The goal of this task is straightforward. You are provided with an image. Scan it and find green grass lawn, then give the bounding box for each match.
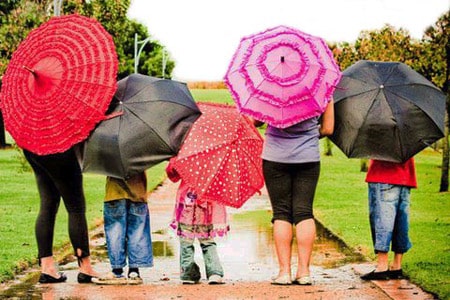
[0,89,449,299]
[315,147,449,299]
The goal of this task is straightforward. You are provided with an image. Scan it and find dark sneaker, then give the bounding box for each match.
[360,270,390,280]
[128,272,143,285]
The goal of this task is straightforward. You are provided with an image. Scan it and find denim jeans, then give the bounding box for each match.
[179,224,223,281]
[104,199,153,268]
[368,183,412,253]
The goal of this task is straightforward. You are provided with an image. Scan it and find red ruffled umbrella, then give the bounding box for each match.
[224,25,341,128]
[170,102,264,208]
[0,14,118,155]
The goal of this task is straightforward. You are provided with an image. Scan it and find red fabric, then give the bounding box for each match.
[0,14,118,155]
[365,158,417,188]
[170,102,264,208]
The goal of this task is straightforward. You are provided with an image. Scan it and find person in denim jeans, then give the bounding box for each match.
[92,173,153,285]
[166,160,229,284]
[361,158,417,281]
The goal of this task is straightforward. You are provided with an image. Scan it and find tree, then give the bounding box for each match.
[0,0,173,80]
[420,10,450,192]
[332,25,425,173]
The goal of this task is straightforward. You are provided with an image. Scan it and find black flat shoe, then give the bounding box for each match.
[360,270,390,280]
[77,272,95,283]
[39,272,67,283]
[388,269,406,279]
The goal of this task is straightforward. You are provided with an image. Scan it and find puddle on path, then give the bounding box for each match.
[148,209,363,281]
[0,200,364,298]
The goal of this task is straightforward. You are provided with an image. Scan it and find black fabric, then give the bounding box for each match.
[24,148,90,259]
[331,60,446,163]
[82,74,201,179]
[263,160,320,225]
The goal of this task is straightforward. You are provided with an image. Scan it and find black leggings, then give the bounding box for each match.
[263,160,320,225]
[24,148,90,259]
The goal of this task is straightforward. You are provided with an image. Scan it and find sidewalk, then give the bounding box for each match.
[1,179,435,299]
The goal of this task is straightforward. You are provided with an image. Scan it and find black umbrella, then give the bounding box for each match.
[81,74,201,179]
[330,60,446,163]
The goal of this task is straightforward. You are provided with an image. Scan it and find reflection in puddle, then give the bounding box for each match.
[154,209,363,269]
[152,240,174,257]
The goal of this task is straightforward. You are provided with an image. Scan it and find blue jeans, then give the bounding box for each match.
[179,224,223,281]
[104,199,153,269]
[368,183,412,253]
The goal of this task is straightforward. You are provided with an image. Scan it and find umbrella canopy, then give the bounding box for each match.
[0,14,118,155]
[330,60,446,163]
[81,74,201,179]
[170,102,264,208]
[224,25,341,128]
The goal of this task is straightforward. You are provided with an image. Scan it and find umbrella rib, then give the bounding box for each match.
[347,94,379,157]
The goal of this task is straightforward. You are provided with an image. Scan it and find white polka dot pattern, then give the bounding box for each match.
[172,102,264,208]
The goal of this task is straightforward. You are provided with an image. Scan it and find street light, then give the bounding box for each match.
[134,33,152,74]
[162,48,168,79]
[54,0,63,16]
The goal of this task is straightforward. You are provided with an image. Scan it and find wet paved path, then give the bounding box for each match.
[1,179,435,299]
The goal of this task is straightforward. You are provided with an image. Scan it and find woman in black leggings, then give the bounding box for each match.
[24,147,97,283]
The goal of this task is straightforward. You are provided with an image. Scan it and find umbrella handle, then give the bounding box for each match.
[104,111,123,120]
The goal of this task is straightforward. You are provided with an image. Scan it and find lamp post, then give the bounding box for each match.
[134,33,152,74]
[53,0,63,16]
[162,48,167,78]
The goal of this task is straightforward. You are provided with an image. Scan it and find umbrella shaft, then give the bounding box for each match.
[23,65,36,75]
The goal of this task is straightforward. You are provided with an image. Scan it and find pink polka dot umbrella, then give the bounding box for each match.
[224,25,341,129]
[170,102,264,208]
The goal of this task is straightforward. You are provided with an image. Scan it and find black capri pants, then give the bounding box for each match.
[24,148,90,259]
[263,160,320,225]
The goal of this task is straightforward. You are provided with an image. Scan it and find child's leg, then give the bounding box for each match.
[104,200,127,272]
[179,224,201,282]
[368,184,400,261]
[126,201,153,273]
[391,186,412,269]
[199,237,224,279]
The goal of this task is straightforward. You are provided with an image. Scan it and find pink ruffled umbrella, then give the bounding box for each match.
[224,25,341,128]
[1,14,118,155]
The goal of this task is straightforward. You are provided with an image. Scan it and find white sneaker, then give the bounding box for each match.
[92,272,127,285]
[208,274,224,285]
[182,279,198,284]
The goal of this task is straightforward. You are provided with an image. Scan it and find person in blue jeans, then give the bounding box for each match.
[92,172,153,285]
[361,158,417,280]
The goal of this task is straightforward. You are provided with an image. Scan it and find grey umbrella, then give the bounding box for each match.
[330,60,445,163]
[81,74,201,179]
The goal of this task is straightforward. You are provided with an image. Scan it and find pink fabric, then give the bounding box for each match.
[1,14,118,155]
[170,102,264,208]
[167,161,229,239]
[224,25,342,129]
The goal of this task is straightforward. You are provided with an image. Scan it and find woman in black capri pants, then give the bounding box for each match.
[255,101,334,286]
[24,146,97,284]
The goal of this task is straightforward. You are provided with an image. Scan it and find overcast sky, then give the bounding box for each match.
[128,0,448,82]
